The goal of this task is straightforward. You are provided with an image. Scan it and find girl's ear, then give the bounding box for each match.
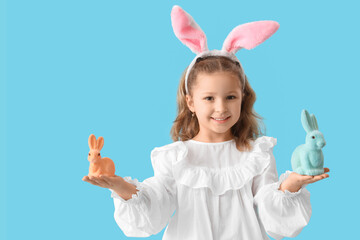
[171,5,208,54]
[97,137,104,151]
[222,21,280,54]
[186,94,195,112]
[88,134,97,150]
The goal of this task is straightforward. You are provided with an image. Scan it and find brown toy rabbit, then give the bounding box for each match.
[87,134,115,177]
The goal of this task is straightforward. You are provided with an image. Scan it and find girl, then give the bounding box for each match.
[82,5,330,240]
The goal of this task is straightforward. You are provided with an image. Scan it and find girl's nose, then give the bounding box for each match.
[215,99,228,112]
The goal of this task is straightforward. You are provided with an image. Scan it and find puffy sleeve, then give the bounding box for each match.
[109,142,185,237]
[252,136,312,240]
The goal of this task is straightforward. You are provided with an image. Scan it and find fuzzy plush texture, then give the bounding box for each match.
[87,134,115,177]
[291,110,326,176]
[171,5,208,54]
[222,21,280,53]
[170,5,280,94]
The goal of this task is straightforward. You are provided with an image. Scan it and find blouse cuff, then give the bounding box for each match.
[273,170,309,198]
[109,176,146,204]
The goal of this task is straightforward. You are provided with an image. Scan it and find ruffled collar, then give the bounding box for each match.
[173,136,277,195]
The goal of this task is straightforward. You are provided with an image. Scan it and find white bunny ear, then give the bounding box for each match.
[301,109,313,133]
[171,5,208,54]
[310,114,319,130]
[222,21,280,54]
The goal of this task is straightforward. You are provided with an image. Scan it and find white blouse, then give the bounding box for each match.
[109,136,312,240]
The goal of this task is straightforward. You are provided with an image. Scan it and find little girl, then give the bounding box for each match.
[82,5,330,240]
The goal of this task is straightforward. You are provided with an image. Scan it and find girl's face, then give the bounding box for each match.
[186,71,243,142]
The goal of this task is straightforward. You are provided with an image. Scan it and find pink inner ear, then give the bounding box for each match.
[222,21,280,53]
[171,5,207,54]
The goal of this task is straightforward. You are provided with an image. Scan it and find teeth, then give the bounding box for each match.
[213,117,228,120]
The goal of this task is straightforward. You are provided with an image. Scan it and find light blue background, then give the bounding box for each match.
[1,0,359,239]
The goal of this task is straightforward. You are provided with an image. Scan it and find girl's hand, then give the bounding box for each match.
[82,175,126,192]
[82,175,139,200]
[279,167,330,193]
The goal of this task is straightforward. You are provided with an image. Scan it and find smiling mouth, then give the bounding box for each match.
[211,116,231,123]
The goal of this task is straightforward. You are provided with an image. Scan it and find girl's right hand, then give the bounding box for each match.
[82,175,139,200]
[82,175,126,192]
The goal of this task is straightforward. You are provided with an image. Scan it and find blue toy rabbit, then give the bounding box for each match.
[291,109,326,176]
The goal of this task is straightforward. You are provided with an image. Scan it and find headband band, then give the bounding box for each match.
[171,5,280,95]
[184,49,246,94]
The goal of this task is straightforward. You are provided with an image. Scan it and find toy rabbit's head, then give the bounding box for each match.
[301,109,326,150]
[88,134,104,163]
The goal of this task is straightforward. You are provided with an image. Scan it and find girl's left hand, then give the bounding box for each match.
[279,167,330,193]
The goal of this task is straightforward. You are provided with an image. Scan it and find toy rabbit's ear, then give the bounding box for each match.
[97,137,104,151]
[222,21,280,54]
[301,110,313,133]
[171,5,208,54]
[310,114,319,130]
[88,134,97,149]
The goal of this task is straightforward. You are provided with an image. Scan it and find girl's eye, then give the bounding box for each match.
[98,153,100,156]
[88,153,90,156]
[204,96,236,101]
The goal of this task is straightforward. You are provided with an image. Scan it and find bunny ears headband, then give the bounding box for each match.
[170,5,280,95]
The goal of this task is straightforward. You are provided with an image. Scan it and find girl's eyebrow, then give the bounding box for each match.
[202,91,238,94]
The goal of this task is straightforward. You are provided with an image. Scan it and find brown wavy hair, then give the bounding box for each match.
[170,56,266,152]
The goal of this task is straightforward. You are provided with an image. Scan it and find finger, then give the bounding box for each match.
[85,178,101,186]
[90,176,111,188]
[83,176,98,185]
[89,176,103,185]
[99,175,113,187]
[305,177,319,184]
[321,173,330,179]
[301,175,320,184]
[307,174,329,183]
[304,177,316,184]
[318,173,329,179]
[300,175,315,182]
